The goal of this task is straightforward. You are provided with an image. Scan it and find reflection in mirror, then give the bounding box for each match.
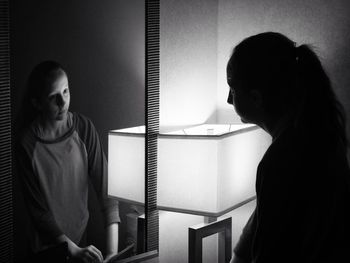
[11,0,147,262]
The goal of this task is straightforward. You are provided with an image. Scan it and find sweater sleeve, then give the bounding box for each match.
[16,139,63,242]
[75,113,120,226]
[233,208,256,261]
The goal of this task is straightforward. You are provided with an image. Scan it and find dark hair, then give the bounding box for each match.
[27,60,66,102]
[17,60,67,131]
[227,32,348,152]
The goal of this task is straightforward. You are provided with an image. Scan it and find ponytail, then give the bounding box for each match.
[294,45,348,152]
[228,32,348,154]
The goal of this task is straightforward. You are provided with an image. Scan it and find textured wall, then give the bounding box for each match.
[216,0,350,133]
[160,0,350,135]
[160,0,219,128]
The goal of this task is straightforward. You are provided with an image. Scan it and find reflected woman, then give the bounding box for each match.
[17,61,120,263]
[227,33,350,262]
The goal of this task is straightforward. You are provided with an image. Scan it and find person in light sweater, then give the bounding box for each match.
[17,60,120,263]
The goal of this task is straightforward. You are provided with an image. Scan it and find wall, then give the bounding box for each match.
[216,0,350,135]
[11,0,145,260]
[160,0,218,128]
[160,0,350,132]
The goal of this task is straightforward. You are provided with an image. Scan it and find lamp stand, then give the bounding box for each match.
[189,217,232,263]
[204,216,228,263]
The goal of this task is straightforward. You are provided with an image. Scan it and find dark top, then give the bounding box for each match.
[234,125,350,262]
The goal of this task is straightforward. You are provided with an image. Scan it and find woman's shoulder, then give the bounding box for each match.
[71,112,98,143]
[258,126,323,177]
[17,124,38,156]
[71,112,94,128]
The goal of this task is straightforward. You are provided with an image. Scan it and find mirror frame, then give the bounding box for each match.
[144,0,160,253]
[0,0,12,261]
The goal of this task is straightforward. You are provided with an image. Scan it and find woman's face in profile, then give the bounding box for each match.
[39,71,70,122]
[226,66,254,124]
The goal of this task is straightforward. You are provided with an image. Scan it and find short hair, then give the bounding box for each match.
[27,60,67,102]
[17,60,67,132]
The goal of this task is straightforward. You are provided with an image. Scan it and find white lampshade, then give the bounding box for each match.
[108,124,271,216]
[108,126,146,205]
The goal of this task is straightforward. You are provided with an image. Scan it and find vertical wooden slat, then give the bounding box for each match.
[0,0,12,261]
[145,0,160,252]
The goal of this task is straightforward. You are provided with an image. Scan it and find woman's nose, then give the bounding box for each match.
[56,94,65,107]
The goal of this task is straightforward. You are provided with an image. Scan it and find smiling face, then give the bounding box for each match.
[35,70,70,123]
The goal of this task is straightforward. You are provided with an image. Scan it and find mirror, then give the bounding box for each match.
[10,0,152,262]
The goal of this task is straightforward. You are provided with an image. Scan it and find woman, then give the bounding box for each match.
[227,32,350,262]
[17,61,120,263]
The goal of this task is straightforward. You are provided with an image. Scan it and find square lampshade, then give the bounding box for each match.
[108,124,271,217]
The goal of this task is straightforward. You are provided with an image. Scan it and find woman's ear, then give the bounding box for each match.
[249,89,263,109]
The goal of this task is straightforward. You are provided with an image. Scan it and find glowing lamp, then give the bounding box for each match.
[108,124,270,216]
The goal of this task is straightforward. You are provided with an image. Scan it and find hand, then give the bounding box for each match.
[69,243,104,263]
[56,234,103,263]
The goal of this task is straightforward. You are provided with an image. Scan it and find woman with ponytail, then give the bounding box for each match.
[227,32,350,263]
